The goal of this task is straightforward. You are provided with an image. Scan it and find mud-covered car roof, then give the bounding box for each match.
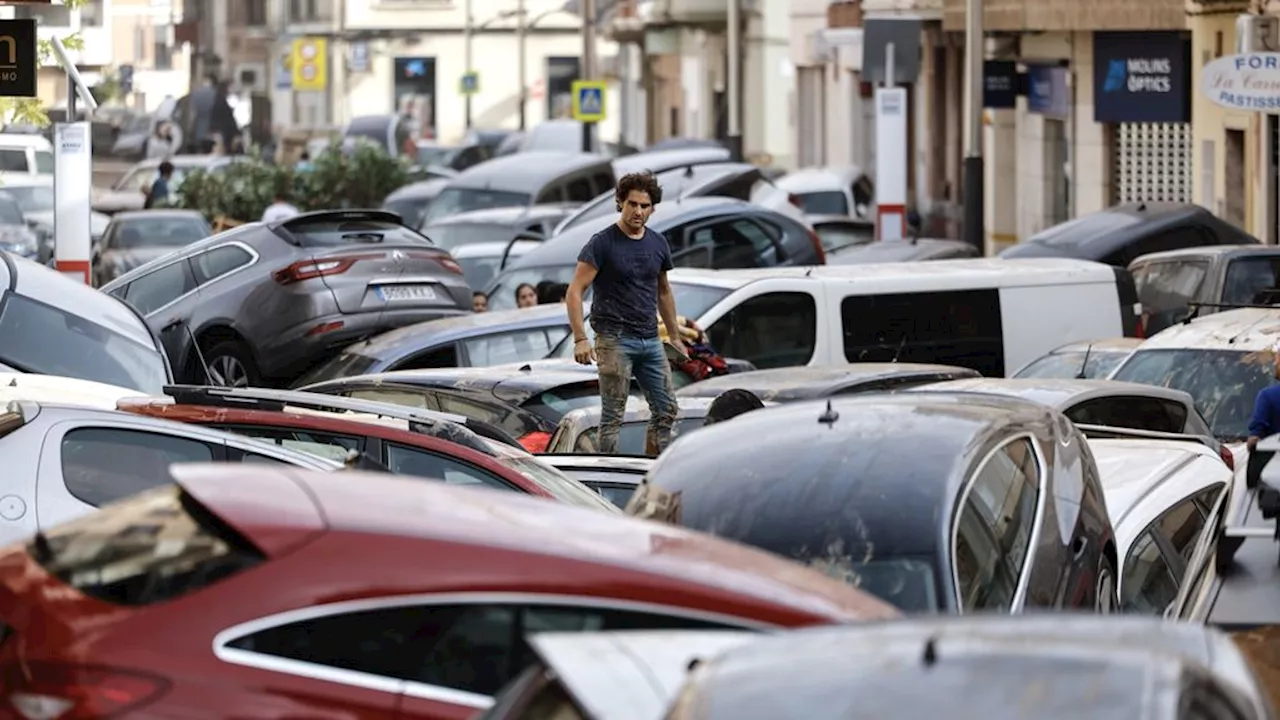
[673,364,979,402]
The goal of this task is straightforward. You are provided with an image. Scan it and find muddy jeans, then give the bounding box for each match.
[595,333,678,455]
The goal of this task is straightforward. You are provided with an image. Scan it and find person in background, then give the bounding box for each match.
[537,281,568,304]
[1247,340,1280,488]
[295,150,313,173]
[703,389,765,426]
[143,161,174,209]
[515,283,538,309]
[261,192,300,222]
[472,292,488,313]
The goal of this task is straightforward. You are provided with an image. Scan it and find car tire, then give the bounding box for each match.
[202,339,260,388]
[1095,552,1118,614]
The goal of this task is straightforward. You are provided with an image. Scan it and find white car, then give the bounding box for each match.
[452,239,541,291]
[1087,434,1231,618]
[775,165,874,218]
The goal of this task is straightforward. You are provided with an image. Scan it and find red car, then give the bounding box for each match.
[117,385,614,510]
[0,465,896,719]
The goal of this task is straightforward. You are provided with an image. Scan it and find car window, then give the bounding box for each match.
[573,417,706,455]
[1112,227,1214,266]
[1158,497,1207,563]
[1121,530,1180,615]
[1063,396,1189,434]
[843,289,1004,376]
[431,391,538,438]
[686,220,769,269]
[226,603,734,700]
[193,245,254,283]
[349,388,432,409]
[423,188,532,224]
[814,221,875,253]
[392,345,459,371]
[113,217,209,248]
[565,178,595,203]
[1222,256,1280,305]
[214,425,360,463]
[795,191,848,215]
[1130,261,1208,335]
[520,384,606,424]
[60,427,216,507]
[33,150,53,174]
[953,437,1040,612]
[463,328,561,367]
[0,149,28,172]
[1110,348,1269,441]
[237,451,293,465]
[123,259,197,315]
[706,292,817,369]
[384,443,515,490]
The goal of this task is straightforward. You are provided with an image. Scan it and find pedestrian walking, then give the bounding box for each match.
[703,388,765,426]
[566,171,682,455]
[1247,340,1280,488]
[143,161,174,209]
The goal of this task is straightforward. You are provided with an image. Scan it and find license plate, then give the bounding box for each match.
[377,284,437,301]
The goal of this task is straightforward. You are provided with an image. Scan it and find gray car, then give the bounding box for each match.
[92,209,212,286]
[101,209,472,388]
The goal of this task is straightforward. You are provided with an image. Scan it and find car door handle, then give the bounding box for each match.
[1072,536,1089,561]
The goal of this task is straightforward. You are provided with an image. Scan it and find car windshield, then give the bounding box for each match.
[382,197,431,229]
[488,265,578,310]
[795,191,848,215]
[423,222,518,252]
[814,222,874,252]
[1013,350,1129,380]
[670,281,733,318]
[0,292,168,394]
[293,351,381,387]
[421,188,531,225]
[113,217,210,247]
[499,454,620,511]
[2,184,53,213]
[1027,212,1142,246]
[1109,348,1271,441]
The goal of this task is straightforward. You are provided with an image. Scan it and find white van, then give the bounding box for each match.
[663,258,1140,376]
[0,134,54,176]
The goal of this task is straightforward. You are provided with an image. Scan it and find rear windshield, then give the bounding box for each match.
[814,222,874,253]
[421,188,531,225]
[279,218,434,248]
[1013,350,1129,380]
[423,222,518,252]
[28,485,263,606]
[1110,348,1270,441]
[521,383,603,424]
[383,197,430,229]
[796,191,848,215]
[292,351,381,387]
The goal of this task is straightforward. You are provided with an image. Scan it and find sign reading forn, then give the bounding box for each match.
[0,20,36,98]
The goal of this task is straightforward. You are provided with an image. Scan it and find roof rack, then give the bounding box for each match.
[1075,424,1218,453]
[161,385,520,453]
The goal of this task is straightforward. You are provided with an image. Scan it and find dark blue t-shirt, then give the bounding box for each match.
[577,224,673,339]
[1250,384,1280,438]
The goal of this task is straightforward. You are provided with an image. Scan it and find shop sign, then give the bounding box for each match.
[1093,31,1190,123]
[1202,53,1280,114]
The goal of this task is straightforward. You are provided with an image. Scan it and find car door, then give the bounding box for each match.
[122,257,200,367]
[36,420,226,533]
[1121,489,1220,616]
[704,290,819,369]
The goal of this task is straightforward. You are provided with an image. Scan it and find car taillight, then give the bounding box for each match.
[1219,445,1235,470]
[273,257,358,284]
[787,193,802,208]
[434,257,464,275]
[2,662,168,719]
[806,228,827,264]
[519,431,552,453]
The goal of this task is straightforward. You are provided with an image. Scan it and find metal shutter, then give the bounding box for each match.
[1111,122,1192,204]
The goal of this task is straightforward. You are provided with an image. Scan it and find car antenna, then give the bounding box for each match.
[890,335,907,363]
[818,399,839,426]
[921,636,938,668]
[182,322,215,385]
[1074,343,1093,379]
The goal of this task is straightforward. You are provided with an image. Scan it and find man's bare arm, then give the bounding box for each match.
[657,271,681,342]
[566,261,598,340]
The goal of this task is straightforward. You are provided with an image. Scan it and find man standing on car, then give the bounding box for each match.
[1247,340,1280,487]
[566,172,683,455]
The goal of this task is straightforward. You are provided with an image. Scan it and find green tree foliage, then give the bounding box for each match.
[176,140,411,222]
[3,0,87,126]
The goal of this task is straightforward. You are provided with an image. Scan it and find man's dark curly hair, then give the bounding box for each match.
[615,171,663,211]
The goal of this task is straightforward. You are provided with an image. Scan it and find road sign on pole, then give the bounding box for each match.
[571,80,606,123]
[460,71,479,95]
[291,37,328,91]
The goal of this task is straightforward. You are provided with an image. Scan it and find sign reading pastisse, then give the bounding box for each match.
[1202,53,1280,113]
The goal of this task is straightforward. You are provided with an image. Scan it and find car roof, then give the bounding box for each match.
[1087,438,1228,547]
[675,364,979,401]
[646,393,1056,557]
[776,167,864,191]
[424,203,577,227]
[1130,244,1280,265]
[612,147,733,176]
[1048,337,1144,354]
[449,240,542,259]
[1132,307,1280,352]
[173,464,900,620]
[827,238,979,263]
[0,372,144,410]
[107,209,208,223]
[674,615,1266,718]
[447,151,611,190]
[0,134,51,148]
[667,257,1117,291]
[506,196,762,271]
[906,377,1196,410]
[0,174,50,187]
[336,305,569,359]
[384,177,451,202]
[317,363,600,402]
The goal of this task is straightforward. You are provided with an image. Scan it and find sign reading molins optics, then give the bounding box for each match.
[1093,31,1190,123]
[1202,53,1280,114]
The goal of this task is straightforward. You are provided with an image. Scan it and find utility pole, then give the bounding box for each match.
[464,0,474,129]
[517,0,527,130]
[581,0,597,152]
[962,0,985,254]
[726,0,742,161]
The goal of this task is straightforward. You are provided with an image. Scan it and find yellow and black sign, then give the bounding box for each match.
[0,19,37,98]
[291,38,328,92]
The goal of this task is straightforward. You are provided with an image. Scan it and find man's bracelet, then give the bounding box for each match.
[574,337,589,343]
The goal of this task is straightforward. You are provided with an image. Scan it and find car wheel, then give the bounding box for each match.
[203,340,259,388]
[1095,552,1118,614]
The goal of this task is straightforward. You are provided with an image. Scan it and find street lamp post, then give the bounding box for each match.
[464,0,474,129]
[517,0,527,129]
[582,0,597,152]
[961,0,984,254]
[726,0,742,161]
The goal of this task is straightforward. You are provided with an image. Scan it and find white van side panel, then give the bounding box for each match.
[998,281,1122,376]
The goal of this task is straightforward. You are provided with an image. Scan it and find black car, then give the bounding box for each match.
[673,364,979,402]
[1128,244,1280,335]
[487,196,823,310]
[629,393,1118,614]
[297,364,618,452]
[828,237,979,264]
[1000,203,1258,267]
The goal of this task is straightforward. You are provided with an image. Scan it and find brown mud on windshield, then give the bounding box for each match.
[1233,626,1280,709]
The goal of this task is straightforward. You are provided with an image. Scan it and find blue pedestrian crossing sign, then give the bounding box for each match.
[572,80,606,123]
[460,72,479,95]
